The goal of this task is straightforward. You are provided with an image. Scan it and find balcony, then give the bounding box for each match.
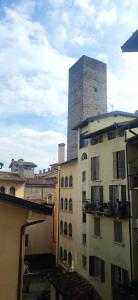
[85,201,129,219]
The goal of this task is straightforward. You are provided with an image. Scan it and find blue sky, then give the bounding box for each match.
[0,0,138,170]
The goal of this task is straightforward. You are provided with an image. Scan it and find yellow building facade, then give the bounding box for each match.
[58,111,138,300]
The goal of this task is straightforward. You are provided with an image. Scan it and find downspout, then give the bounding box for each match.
[126,141,133,281]
[17,219,44,300]
[56,167,60,265]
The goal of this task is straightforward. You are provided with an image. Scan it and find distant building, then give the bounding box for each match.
[67,55,107,160]
[9,158,37,178]
[121,30,138,52]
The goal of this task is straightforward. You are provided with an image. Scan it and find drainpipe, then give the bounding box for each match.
[126,142,133,281]
[17,219,44,300]
[57,167,60,265]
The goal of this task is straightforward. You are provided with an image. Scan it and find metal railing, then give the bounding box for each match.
[85,201,129,218]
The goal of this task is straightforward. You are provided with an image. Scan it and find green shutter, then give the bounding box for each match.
[121,185,126,202]
[89,256,94,276]
[109,185,113,202]
[100,186,103,201]
[101,259,105,282]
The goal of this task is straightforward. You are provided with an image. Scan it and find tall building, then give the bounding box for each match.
[67,55,107,160]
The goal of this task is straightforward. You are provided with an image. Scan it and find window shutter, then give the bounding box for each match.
[89,256,94,276]
[91,158,93,180]
[111,264,115,285]
[91,186,94,202]
[113,152,117,179]
[122,269,129,286]
[96,157,99,180]
[101,259,105,282]
[120,151,126,179]
[109,185,113,202]
[121,185,126,202]
[100,186,103,201]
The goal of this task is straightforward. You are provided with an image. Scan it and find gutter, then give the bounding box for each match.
[17,219,44,300]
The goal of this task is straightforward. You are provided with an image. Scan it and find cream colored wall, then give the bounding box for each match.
[26,212,52,255]
[0,179,25,198]
[0,201,28,300]
[59,161,78,271]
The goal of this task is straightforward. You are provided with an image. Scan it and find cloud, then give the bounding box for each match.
[95,7,117,29]
[0,127,66,170]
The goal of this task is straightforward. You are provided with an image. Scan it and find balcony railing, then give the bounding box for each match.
[85,201,129,218]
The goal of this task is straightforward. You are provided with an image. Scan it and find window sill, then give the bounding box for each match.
[113,241,125,247]
[92,235,102,239]
[112,178,126,181]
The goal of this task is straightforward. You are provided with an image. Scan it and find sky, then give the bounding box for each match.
[0,0,138,171]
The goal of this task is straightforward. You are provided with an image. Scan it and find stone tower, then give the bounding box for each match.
[67,55,107,160]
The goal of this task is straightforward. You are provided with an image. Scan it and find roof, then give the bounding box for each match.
[73,111,136,130]
[0,193,53,215]
[59,158,78,166]
[120,118,138,130]
[26,177,56,187]
[9,159,37,168]
[0,171,25,182]
[48,268,102,300]
[83,121,128,139]
[121,30,138,52]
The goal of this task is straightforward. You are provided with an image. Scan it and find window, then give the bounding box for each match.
[113,150,126,179]
[64,198,68,211]
[10,186,15,196]
[64,249,67,261]
[65,176,68,187]
[82,191,86,203]
[82,212,86,223]
[111,265,129,287]
[91,156,99,180]
[69,223,72,237]
[91,135,103,145]
[68,252,72,268]
[82,255,87,269]
[82,171,86,182]
[69,199,73,212]
[64,222,67,235]
[60,220,63,234]
[89,256,105,282]
[82,233,87,245]
[69,176,73,187]
[81,152,87,160]
[61,177,64,187]
[109,185,126,204]
[108,131,116,140]
[93,87,97,92]
[60,198,63,210]
[60,247,63,260]
[0,186,5,193]
[94,217,101,236]
[114,221,123,244]
[80,134,88,149]
[25,234,29,247]
[91,186,103,203]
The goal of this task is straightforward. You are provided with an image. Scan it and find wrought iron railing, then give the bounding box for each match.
[85,201,129,218]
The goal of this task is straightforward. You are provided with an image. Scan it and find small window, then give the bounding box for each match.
[64,249,67,261]
[60,247,63,260]
[64,198,68,211]
[82,171,86,182]
[82,255,87,269]
[82,191,86,203]
[94,217,101,237]
[60,220,63,234]
[89,256,105,282]
[69,223,72,237]
[69,199,73,212]
[68,252,72,268]
[113,150,126,179]
[80,134,88,149]
[60,198,63,210]
[93,87,97,92]
[82,212,86,223]
[61,177,64,187]
[81,152,87,160]
[108,131,116,140]
[91,156,99,180]
[91,135,103,145]
[10,186,15,196]
[0,186,5,193]
[65,176,68,187]
[69,176,73,187]
[64,222,67,235]
[82,233,87,245]
[114,221,123,244]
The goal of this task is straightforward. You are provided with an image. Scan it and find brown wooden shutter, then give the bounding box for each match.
[89,256,94,276]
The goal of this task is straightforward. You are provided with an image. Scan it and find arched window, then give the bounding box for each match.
[60,198,63,210]
[65,176,68,187]
[64,249,67,262]
[81,152,87,160]
[69,223,72,237]
[69,199,73,212]
[64,198,68,211]
[0,186,5,193]
[10,186,15,196]
[69,175,73,187]
[60,220,63,234]
[68,252,72,268]
[60,247,63,260]
[61,177,64,187]
[64,222,67,235]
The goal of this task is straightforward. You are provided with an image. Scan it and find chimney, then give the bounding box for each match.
[58,143,65,164]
